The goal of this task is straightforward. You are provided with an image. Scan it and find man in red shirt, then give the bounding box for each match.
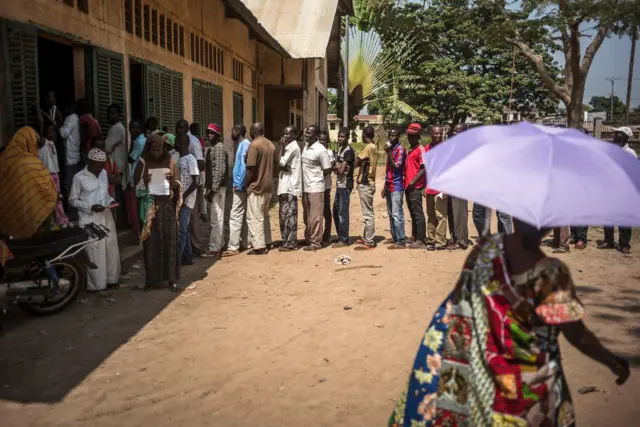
[404,123,427,248]
[424,125,448,250]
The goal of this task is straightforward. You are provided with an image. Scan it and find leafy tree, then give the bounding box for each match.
[327,90,338,115]
[475,0,639,127]
[371,1,559,124]
[589,95,627,119]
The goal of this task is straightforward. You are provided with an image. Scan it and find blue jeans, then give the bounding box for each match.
[179,206,193,262]
[386,190,405,244]
[333,188,352,243]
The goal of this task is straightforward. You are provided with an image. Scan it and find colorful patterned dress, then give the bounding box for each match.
[389,234,584,427]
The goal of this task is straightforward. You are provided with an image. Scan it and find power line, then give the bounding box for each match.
[605,77,622,119]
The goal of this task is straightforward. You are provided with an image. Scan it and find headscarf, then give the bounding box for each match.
[0,127,58,238]
[162,133,176,147]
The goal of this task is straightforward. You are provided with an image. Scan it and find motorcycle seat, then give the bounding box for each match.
[6,227,89,262]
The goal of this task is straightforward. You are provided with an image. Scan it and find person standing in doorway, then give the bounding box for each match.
[177,133,199,265]
[277,126,302,251]
[598,126,637,254]
[223,125,251,257]
[60,101,82,217]
[105,104,128,226]
[425,125,448,250]
[245,123,275,255]
[178,119,206,256]
[404,123,427,248]
[382,126,406,249]
[332,127,355,248]
[446,123,471,250]
[319,131,335,246]
[202,123,227,258]
[69,148,121,291]
[38,124,69,228]
[353,125,379,251]
[301,125,332,251]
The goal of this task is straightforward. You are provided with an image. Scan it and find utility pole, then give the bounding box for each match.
[343,16,349,129]
[625,26,637,123]
[605,77,621,121]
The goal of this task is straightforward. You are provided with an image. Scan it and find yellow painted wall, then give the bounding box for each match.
[1,0,257,134]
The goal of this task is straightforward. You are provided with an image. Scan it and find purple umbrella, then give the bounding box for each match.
[424,122,640,228]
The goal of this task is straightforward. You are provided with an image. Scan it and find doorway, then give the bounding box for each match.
[129,59,145,122]
[37,36,75,117]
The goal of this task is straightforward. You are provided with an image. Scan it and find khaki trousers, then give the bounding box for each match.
[302,192,324,247]
[426,193,448,247]
[246,192,272,250]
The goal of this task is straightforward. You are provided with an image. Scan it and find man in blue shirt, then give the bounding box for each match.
[222,124,251,256]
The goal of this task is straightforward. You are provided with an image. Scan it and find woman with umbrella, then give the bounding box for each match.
[389,123,633,427]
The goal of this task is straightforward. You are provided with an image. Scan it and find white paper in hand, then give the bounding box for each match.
[148,168,170,196]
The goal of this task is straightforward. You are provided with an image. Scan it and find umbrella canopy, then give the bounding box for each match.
[424,122,640,228]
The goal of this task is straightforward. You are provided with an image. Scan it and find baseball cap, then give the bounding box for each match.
[207,123,222,135]
[407,123,422,135]
[612,126,634,138]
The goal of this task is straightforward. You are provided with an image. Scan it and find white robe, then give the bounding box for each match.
[69,168,121,291]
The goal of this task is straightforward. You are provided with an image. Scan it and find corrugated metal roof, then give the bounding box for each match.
[240,0,340,59]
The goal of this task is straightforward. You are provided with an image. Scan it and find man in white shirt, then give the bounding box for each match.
[176,134,200,265]
[301,125,332,251]
[60,104,82,216]
[177,119,207,256]
[69,148,121,291]
[277,125,302,251]
[319,131,336,246]
[104,104,128,227]
[598,126,638,254]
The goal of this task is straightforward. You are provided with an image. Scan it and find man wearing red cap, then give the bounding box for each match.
[202,123,227,258]
[404,123,427,247]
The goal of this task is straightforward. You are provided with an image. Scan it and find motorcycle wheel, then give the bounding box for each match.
[19,259,82,316]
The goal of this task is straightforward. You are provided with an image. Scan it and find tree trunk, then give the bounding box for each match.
[566,78,586,129]
[625,27,637,123]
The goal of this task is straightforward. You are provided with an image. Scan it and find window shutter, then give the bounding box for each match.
[4,21,39,134]
[233,92,243,126]
[192,80,203,127]
[252,98,257,124]
[92,47,125,138]
[146,66,161,123]
[172,73,183,127]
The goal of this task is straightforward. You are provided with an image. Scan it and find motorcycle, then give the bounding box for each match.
[0,223,109,322]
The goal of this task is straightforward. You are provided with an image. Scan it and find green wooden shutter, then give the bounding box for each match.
[145,65,182,132]
[211,83,223,130]
[3,21,39,134]
[172,73,183,127]
[233,92,243,126]
[192,79,203,126]
[146,66,161,123]
[93,47,125,138]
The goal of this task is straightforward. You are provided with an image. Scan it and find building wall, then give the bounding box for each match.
[1,0,258,136]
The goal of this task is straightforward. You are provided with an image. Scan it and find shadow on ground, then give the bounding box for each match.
[0,257,216,404]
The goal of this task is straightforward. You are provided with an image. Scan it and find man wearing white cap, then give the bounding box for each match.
[598,126,637,254]
[69,148,121,291]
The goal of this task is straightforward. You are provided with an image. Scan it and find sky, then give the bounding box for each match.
[577,35,640,107]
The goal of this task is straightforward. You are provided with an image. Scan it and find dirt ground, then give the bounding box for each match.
[1,169,639,427]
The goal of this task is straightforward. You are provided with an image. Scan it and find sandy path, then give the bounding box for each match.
[1,170,639,426]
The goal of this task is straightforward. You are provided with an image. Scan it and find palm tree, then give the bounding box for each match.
[341,26,425,123]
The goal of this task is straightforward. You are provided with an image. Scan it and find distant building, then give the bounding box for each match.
[327,113,383,141]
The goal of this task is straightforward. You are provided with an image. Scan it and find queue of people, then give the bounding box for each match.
[1,107,637,296]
